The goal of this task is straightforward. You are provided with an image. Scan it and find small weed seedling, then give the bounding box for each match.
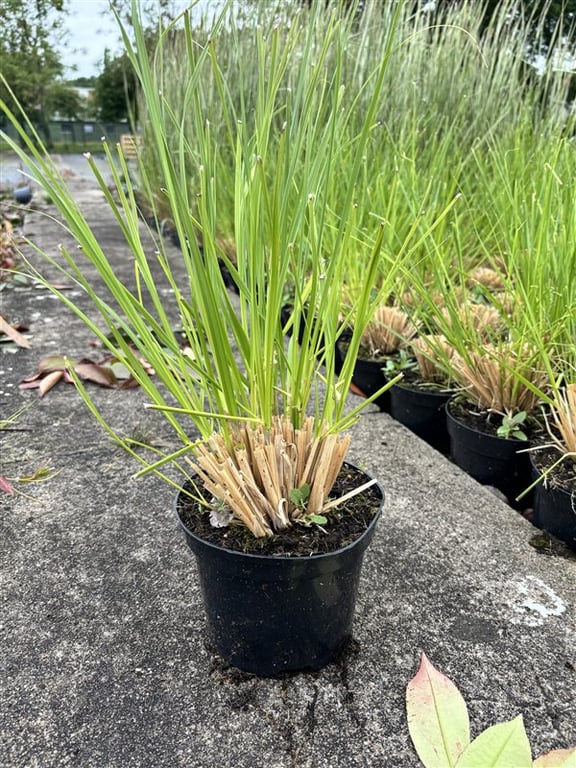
[497,410,528,440]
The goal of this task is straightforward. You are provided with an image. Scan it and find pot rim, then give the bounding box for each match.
[529,449,576,498]
[174,461,384,564]
[445,397,530,447]
[392,380,454,396]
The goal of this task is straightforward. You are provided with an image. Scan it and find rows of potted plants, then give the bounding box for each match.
[339,249,575,547]
[1,0,574,682]
[121,0,575,547]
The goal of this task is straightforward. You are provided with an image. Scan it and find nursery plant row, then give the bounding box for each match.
[2,0,574,682]
[127,0,575,547]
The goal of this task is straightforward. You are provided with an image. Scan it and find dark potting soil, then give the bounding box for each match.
[357,345,389,364]
[531,443,576,494]
[395,370,453,393]
[177,463,382,557]
[337,334,390,365]
[447,398,542,441]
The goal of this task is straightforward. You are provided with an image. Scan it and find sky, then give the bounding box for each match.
[59,0,225,80]
[45,0,576,81]
[60,1,123,79]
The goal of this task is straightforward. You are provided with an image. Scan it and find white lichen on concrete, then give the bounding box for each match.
[510,575,567,626]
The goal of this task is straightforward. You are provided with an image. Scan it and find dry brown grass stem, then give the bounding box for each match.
[188,417,351,537]
[399,285,437,308]
[452,345,547,414]
[361,306,416,356]
[548,384,576,459]
[467,267,506,292]
[411,334,456,384]
[442,303,504,340]
[491,292,516,315]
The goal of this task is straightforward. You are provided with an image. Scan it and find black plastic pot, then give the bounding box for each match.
[280,305,324,353]
[390,383,452,453]
[175,465,384,676]
[166,229,237,293]
[530,458,576,551]
[351,357,390,411]
[336,342,390,411]
[446,400,531,509]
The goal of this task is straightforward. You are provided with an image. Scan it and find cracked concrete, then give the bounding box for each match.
[1,154,575,767]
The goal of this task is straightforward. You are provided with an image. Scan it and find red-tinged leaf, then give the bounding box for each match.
[38,355,68,373]
[534,748,576,767]
[407,653,470,768]
[0,316,31,348]
[39,370,64,397]
[73,361,118,387]
[0,476,14,495]
[455,716,531,767]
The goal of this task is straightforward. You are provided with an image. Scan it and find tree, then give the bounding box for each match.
[431,1,576,51]
[94,49,138,124]
[50,84,82,120]
[298,0,576,45]
[0,0,72,145]
[68,76,97,89]
[93,1,181,125]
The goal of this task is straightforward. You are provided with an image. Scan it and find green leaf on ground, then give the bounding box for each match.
[455,716,532,768]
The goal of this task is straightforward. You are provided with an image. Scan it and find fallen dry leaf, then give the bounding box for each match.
[74,361,118,387]
[0,315,31,348]
[36,354,68,373]
[19,353,146,396]
[39,370,65,397]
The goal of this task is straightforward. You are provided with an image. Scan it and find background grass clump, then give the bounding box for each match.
[130,0,574,425]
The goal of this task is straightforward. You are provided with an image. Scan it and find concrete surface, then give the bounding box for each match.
[1,152,115,190]
[1,156,575,768]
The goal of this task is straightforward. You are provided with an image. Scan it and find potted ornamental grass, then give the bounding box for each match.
[335,184,459,413]
[453,125,575,511]
[0,1,418,675]
[445,342,548,505]
[395,246,551,506]
[515,354,576,549]
[386,333,457,453]
[337,301,417,411]
[444,327,549,508]
[528,383,576,550]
